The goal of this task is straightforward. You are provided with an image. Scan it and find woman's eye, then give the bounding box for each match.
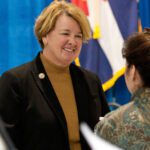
[76,35,82,39]
[61,33,69,35]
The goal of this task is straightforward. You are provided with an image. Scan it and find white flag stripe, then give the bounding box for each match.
[87,0,125,75]
[87,0,101,29]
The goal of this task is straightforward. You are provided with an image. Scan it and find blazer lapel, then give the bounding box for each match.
[31,53,68,138]
[70,64,89,124]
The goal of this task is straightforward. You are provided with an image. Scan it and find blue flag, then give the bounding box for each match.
[70,0,138,105]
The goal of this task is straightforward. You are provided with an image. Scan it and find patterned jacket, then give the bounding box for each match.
[95,88,150,150]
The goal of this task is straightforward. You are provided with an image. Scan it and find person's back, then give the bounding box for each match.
[95,28,150,150]
[95,88,150,150]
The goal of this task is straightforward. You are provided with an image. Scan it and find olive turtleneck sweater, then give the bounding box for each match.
[40,53,81,150]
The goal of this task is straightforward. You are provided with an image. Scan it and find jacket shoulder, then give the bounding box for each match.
[1,61,33,78]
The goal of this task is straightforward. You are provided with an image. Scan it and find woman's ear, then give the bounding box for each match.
[132,65,143,88]
[129,65,136,81]
[42,36,48,47]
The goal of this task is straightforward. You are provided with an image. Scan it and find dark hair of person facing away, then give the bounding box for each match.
[122,28,150,87]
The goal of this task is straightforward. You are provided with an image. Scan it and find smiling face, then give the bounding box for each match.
[42,14,83,67]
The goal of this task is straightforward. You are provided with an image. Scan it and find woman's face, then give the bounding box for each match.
[42,14,83,67]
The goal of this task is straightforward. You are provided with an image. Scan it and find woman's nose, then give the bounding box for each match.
[68,36,77,45]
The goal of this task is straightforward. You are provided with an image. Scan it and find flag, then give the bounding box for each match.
[139,0,150,29]
[69,0,138,105]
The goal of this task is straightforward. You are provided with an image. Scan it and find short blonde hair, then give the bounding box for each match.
[34,1,91,48]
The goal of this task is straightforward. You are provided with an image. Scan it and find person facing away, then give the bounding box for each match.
[94,28,150,150]
[0,1,110,150]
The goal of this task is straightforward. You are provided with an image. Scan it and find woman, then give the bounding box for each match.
[0,1,109,150]
[95,29,150,150]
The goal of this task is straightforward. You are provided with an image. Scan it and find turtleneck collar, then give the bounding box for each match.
[40,52,70,74]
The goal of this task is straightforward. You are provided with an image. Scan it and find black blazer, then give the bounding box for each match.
[0,53,110,150]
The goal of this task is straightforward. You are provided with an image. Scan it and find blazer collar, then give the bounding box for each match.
[31,52,68,138]
[69,65,89,123]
